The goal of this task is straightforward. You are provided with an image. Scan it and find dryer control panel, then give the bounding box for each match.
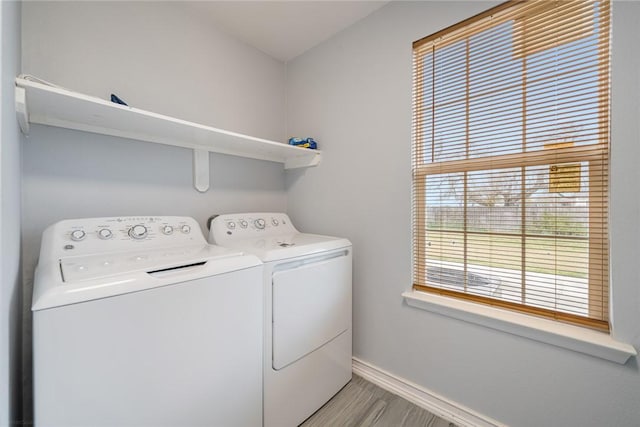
[210,213,298,244]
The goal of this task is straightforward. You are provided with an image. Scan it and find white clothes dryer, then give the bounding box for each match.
[209,213,352,427]
[32,216,263,427]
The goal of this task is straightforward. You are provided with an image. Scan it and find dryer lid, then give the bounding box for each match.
[215,233,351,262]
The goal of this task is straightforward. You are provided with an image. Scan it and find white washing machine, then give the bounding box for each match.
[32,216,263,427]
[209,213,352,427]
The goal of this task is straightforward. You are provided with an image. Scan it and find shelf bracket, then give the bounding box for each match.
[192,149,210,192]
[15,86,29,135]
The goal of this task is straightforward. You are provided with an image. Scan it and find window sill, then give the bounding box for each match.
[402,290,636,364]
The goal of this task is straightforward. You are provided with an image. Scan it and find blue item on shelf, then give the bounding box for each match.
[288,137,317,149]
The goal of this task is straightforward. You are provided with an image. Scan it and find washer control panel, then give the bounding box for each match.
[210,213,297,244]
[50,216,205,257]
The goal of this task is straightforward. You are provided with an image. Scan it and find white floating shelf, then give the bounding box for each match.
[15,77,321,192]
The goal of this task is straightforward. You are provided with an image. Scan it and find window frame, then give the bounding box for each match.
[411,0,611,332]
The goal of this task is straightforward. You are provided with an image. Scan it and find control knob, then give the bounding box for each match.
[70,230,86,241]
[162,225,174,235]
[97,228,113,240]
[271,218,279,226]
[181,225,191,234]
[128,225,148,240]
[239,219,248,228]
[254,218,266,230]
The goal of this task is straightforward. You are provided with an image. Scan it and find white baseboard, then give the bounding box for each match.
[352,357,505,427]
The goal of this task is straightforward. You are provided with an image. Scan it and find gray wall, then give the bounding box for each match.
[286,2,640,426]
[21,1,286,140]
[0,1,23,425]
[21,1,289,420]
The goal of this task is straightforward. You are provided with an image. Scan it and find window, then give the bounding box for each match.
[412,0,610,331]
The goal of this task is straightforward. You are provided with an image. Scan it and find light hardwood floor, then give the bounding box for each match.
[300,375,456,427]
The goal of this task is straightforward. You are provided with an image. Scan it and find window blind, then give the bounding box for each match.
[412,0,610,331]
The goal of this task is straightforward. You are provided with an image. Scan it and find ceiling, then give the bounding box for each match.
[186,1,389,62]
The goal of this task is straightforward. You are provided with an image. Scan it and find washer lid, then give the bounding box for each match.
[32,244,261,311]
[216,233,351,262]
